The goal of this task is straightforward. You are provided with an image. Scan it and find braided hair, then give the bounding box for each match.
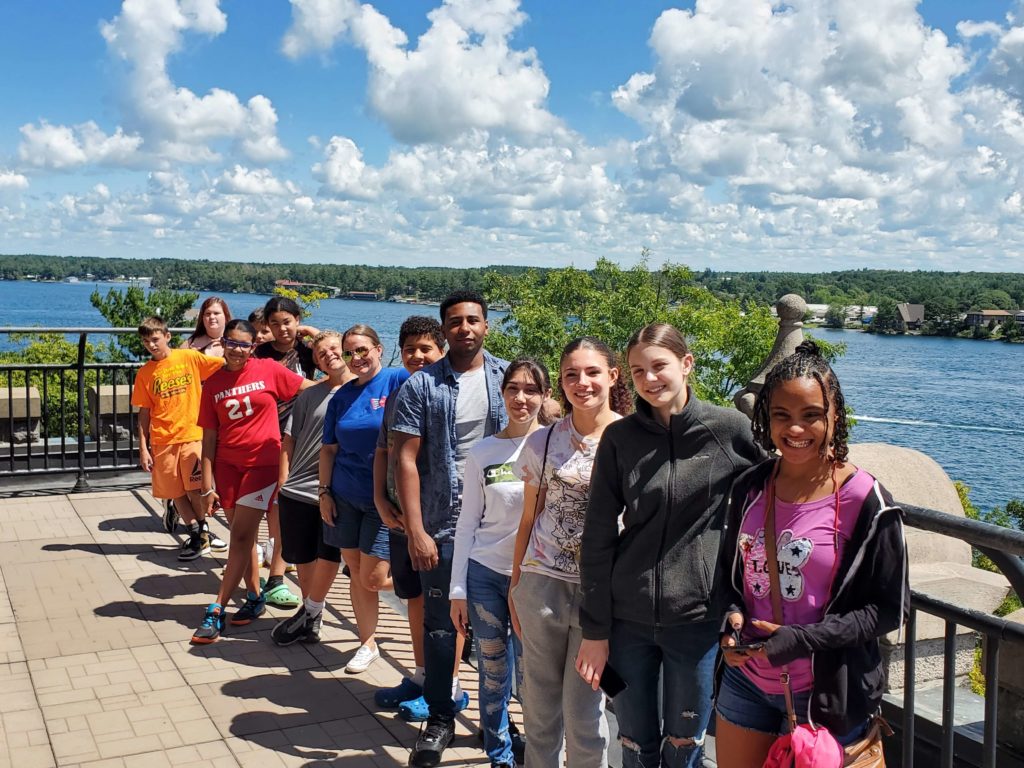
[751,339,849,463]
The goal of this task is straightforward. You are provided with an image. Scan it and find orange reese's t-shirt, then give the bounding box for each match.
[131,349,224,445]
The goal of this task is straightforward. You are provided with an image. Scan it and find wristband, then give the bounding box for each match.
[200,488,215,497]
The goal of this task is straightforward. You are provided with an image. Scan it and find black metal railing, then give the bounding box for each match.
[897,505,1024,768]
[1,327,191,491]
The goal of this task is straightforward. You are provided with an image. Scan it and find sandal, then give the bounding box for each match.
[262,581,301,608]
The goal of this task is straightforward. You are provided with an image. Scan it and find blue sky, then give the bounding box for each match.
[1,0,1022,271]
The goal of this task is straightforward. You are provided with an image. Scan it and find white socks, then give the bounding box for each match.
[410,666,426,687]
[304,597,324,618]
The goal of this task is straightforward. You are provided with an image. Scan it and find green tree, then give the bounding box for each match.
[973,289,1015,311]
[824,304,848,329]
[90,286,198,359]
[922,296,961,336]
[484,258,779,406]
[870,298,901,334]
[271,285,329,320]
[998,317,1022,342]
[0,333,99,437]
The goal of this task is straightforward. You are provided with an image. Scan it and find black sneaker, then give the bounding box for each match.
[163,500,179,533]
[409,715,455,768]
[509,720,525,766]
[202,521,228,552]
[178,528,209,561]
[230,592,266,626]
[271,606,320,646]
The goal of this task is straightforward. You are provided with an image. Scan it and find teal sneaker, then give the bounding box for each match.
[191,604,224,644]
[230,592,266,626]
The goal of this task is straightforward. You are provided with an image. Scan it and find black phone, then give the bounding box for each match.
[599,662,628,698]
[723,642,765,654]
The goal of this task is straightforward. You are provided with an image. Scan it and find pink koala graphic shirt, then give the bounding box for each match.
[737,469,875,694]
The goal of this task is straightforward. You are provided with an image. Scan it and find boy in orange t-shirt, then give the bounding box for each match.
[132,316,224,560]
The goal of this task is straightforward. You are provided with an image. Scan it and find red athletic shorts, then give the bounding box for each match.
[213,462,278,512]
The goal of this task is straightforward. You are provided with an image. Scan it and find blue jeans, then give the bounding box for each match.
[420,538,457,718]
[610,619,719,768]
[467,559,522,766]
[716,666,869,745]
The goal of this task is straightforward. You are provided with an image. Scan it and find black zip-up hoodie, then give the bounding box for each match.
[718,459,909,734]
[580,390,764,639]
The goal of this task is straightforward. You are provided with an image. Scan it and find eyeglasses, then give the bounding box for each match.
[223,339,254,350]
[342,347,373,361]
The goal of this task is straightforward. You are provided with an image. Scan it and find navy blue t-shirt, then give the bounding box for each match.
[323,367,409,503]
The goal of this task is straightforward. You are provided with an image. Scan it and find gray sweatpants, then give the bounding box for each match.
[512,570,609,768]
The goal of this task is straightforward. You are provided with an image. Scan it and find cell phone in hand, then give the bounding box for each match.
[599,662,628,698]
[723,642,765,654]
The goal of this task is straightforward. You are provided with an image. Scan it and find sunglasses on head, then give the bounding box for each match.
[223,338,254,350]
[342,347,373,361]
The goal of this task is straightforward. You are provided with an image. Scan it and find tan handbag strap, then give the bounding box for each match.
[764,463,799,733]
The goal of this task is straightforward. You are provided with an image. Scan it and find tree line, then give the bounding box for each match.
[4,253,1022,321]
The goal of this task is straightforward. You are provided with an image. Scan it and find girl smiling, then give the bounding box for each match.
[578,323,763,768]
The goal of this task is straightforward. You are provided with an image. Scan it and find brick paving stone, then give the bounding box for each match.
[0,497,91,543]
[0,490,495,768]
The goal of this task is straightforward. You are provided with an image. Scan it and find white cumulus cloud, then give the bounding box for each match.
[18,121,144,169]
[0,171,29,190]
[283,0,559,143]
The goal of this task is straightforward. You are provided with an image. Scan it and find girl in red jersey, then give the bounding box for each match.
[192,319,313,644]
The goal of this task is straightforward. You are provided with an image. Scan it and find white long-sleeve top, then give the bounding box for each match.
[450,434,528,600]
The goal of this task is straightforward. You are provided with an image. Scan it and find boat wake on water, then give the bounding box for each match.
[857,415,1024,436]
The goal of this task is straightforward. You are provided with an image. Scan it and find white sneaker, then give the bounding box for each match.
[262,538,274,567]
[345,643,380,674]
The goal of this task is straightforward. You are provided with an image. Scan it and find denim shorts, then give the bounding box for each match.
[716,665,867,745]
[322,494,390,559]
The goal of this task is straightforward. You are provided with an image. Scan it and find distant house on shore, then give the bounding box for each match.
[896,302,925,332]
[964,309,1013,327]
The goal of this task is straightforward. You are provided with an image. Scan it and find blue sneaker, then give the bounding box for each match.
[230,592,266,626]
[374,676,423,708]
[399,691,469,723]
[191,603,224,644]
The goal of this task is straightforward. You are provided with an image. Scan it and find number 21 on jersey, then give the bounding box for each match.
[224,396,254,421]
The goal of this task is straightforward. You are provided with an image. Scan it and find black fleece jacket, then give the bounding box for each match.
[580,391,764,639]
[718,459,909,734]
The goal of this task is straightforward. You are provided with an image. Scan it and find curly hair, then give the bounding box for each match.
[399,315,445,350]
[751,339,849,463]
[558,337,633,417]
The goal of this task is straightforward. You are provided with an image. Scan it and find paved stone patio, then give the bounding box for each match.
[0,488,510,768]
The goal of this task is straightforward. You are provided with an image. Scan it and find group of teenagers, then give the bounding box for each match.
[131,289,909,768]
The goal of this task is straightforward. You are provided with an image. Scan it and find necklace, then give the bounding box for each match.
[499,429,529,452]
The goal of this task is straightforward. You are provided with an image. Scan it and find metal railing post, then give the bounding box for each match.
[903,608,917,768]
[72,332,90,492]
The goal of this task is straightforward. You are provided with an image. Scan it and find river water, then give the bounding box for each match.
[1,281,1021,513]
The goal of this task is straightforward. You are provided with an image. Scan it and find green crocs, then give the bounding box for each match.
[262,581,301,608]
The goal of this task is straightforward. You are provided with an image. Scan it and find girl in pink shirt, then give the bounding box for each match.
[715,340,908,768]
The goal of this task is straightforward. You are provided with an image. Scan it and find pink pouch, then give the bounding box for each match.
[763,723,844,768]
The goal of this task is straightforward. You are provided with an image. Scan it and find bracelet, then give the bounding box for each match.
[200,488,215,497]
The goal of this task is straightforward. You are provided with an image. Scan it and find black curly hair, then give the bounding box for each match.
[399,315,445,350]
[751,339,849,463]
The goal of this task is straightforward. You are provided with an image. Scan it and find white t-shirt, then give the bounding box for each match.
[514,414,620,583]
[450,434,527,600]
[453,365,487,484]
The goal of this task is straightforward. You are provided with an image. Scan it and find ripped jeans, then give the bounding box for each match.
[420,538,458,718]
[467,559,523,766]
[609,618,719,768]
